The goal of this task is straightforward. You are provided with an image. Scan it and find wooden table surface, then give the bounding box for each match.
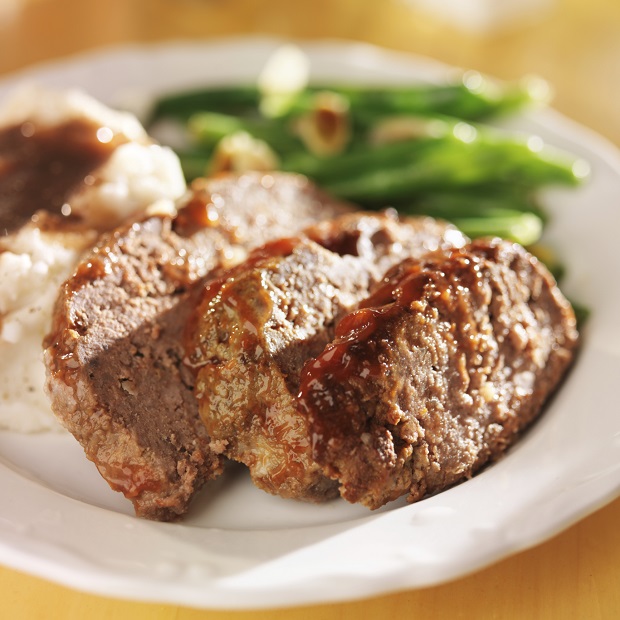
[1,0,619,617]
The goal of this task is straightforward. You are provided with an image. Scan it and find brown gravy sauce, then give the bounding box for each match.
[200,235,301,307]
[172,190,222,237]
[185,236,302,369]
[298,246,487,394]
[0,118,124,235]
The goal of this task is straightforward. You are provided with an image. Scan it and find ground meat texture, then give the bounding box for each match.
[43,172,351,521]
[187,211,467,502]
[299,238,579,510]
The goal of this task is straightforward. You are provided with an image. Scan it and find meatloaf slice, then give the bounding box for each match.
[43,171,351,521]
[299,238,579,509]
[187,211,467,502]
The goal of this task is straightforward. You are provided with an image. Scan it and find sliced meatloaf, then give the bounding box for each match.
[43,172,351,521]
[187,211,467,502]
[299,238,579,509]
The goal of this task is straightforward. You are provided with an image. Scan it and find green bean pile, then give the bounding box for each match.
[147,73,588,263]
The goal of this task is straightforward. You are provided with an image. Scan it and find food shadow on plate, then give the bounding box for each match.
[183,458,408,532]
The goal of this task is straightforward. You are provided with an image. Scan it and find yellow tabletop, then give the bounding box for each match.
[1,0,619,618]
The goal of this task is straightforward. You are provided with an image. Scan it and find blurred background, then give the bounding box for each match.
[0,0,619,145]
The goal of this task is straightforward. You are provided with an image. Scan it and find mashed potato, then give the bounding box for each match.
[0,85,187,432]
[0,226,95,431]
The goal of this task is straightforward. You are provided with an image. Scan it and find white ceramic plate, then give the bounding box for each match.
[1,37,619,610]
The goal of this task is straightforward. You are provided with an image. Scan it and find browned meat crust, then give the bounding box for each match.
[188,211,467,502]
[299,238,579,509]
[43,172,351,521]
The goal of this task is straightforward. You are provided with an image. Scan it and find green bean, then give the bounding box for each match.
[281,138,437,182]
[148,86,261,122]
[401,186,547,221]
[278,79,544,124]
[398,197,545,245]
[450,211,543,246]
[148,77,545,126]
[295,136,582,205]
[188,111,302,154]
